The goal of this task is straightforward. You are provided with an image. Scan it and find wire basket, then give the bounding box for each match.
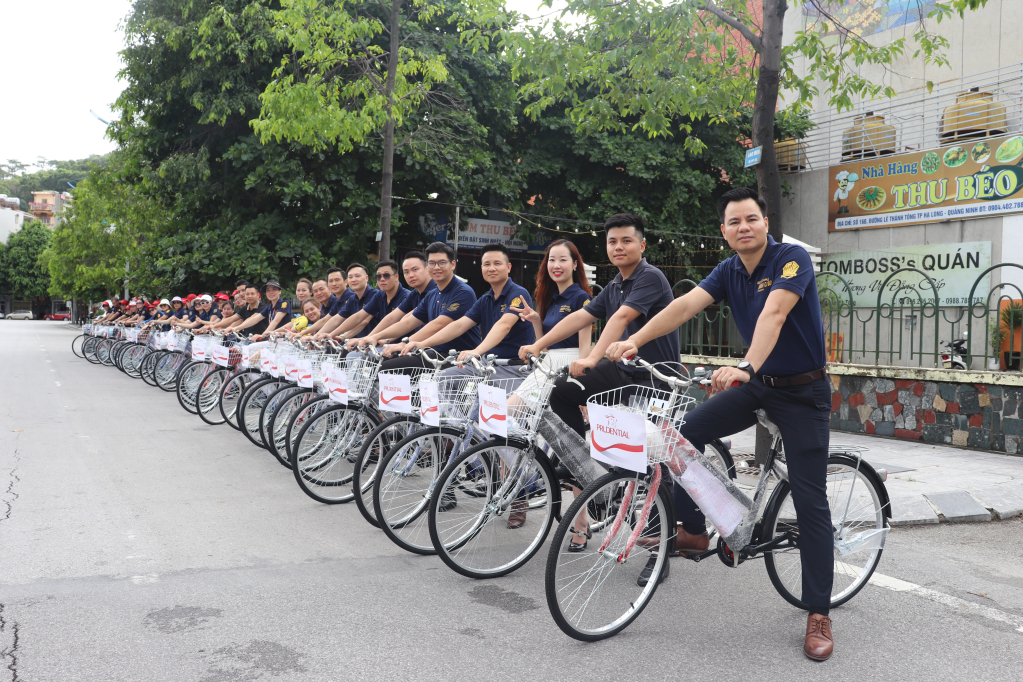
[586,386,696,465]
[489,373,555,436]
[342,351,382,400]
[435,373,486,423]
[138,328,152,344]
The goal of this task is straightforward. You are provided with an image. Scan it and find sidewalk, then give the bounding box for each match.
[727,426,1023,525]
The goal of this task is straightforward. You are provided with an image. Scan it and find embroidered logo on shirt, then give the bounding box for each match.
[583,298,590,306]
[446,303,460,312]
[280,301,289,309]
[510,297,522,308]
[559,305,572,313]
[781,261,799,279]
[756,277,773,292]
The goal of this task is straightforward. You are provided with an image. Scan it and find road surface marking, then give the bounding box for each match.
[868,570,1023,633]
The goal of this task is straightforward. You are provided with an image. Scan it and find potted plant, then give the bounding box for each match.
[1001,301,1023,370]
[989,320,1007,370]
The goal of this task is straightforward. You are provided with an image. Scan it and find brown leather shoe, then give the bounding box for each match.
[506,500,527,529]
[674,525,710,552]
[804,613,834,661]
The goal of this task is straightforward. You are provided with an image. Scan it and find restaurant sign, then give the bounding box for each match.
[819,242,991,307]
[829,134,1023,231]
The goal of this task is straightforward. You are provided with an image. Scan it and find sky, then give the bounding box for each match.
[0,0,562,171]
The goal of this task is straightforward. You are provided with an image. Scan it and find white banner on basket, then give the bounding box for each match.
[418,381,440,426]
[324,364,348,404]
[268,351,280,378]
[211,343,230,367]
[588,404,647,473]
[240,345,251,369]
[296,358,314,388]
[379,373,412,414]
[283,355,298,382]
[191,336,208,361]
[478,383,508,437]
[169,335,182,352]
[259,350,271,373]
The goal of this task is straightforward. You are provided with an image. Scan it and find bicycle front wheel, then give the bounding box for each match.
[430,439,558,579]
[176,361,209,414]
[219,370,257,429]
[545,470,672,642]
[352,416,421,527]
[196,368,232,424]
[292,405,378,503]
[373,427,466,555]
[762,453,889,610]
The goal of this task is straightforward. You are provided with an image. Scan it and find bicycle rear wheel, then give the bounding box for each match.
[545,470,672,642]
[762,453,890,610]
[292,405,378,503]
[373,427,467,555]
[430,439,558,579]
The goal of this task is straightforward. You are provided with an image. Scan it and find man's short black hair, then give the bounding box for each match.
[347,262,369,276]
[326,267,347,280]
[235,279,250,289]
[717,187,767,222]
[376,259,399,272]
[481,243,510,261]
[425,242,456,260]
[603,213,645,239]
[403,251,427,265]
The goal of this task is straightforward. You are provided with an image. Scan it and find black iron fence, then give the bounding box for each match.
[665,264,1023,370]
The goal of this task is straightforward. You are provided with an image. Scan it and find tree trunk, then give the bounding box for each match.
[752,0,786,242]
[377,0,403,261]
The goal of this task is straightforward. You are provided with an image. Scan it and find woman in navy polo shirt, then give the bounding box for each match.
[513,239,592,373]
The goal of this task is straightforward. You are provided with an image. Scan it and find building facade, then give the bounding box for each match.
[28,190,71,227]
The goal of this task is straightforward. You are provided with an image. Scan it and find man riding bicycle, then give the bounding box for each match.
[606,187,835,661]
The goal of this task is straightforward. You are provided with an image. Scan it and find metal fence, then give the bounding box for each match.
[668,265,1023,370]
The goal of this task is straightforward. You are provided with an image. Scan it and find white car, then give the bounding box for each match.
[5,310,34,320]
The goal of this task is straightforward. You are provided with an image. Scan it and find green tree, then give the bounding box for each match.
[504,0,990,239]
[254,0,504,259]
[3,220,52,299]
[0,156,109,208]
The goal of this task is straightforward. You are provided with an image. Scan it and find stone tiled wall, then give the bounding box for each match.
[679,360,1020,455]
[829,376,1018,454]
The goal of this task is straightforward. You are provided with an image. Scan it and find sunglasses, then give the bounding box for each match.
[376,272,394,280]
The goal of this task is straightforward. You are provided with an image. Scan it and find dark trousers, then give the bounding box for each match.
[549,359,655,436]
[674,376,834,612]
[379,354,430,373]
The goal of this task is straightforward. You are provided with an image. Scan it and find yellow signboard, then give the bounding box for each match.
[828,134,1023,231]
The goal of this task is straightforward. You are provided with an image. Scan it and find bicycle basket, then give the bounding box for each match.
[586,386,695,465]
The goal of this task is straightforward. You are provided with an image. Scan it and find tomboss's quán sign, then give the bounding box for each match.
[819,241,991,307]
[829,134,1023,231]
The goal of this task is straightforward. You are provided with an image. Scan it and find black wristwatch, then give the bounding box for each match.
[737,360,756,381]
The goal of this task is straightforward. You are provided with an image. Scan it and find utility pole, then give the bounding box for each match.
[124,259,129,300]
[453,205,460,259]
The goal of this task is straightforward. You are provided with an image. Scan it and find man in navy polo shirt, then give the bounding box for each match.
[298,267,353,337]
[405,243,534,370]
[321,263,385,340]
[351,252,437,350]
[373,242,481,372]
[335,260,409,342]
[519,213,679,435]
[607,187,835,662]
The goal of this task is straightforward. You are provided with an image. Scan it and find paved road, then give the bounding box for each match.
[2,323,1022,681]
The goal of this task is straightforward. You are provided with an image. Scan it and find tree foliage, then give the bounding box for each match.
[2,220,52,299]
[0,156,109,208]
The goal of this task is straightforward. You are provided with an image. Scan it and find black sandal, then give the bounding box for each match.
[568,528,592,552]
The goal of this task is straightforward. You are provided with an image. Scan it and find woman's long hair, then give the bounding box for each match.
[534,239,592,318]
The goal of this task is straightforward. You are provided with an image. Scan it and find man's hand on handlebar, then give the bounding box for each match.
[605,341,638,362]
[710,366,749,393]
[400,340,427,356]
[456,350,479,364]
[569,356,598,378]
[518,343,542,364]
[382,342,405,358]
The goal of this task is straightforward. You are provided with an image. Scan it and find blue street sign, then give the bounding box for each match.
[744,146,763,168]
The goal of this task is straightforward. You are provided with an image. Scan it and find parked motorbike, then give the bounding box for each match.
[941,336,967,370]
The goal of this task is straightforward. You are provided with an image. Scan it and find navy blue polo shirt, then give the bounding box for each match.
[328,288,356,317]
[338,287,383,338]
[466,279,536,359]
[259,298,291,322]
[172,307,186,319]
[542,283,592,350]
[398,280,438,314]
[320,293,338,319]
[364,285,411,322]
[412,277,482,354]
[195,309,210,322]
[586,258,679,372]
[698,236,824,377]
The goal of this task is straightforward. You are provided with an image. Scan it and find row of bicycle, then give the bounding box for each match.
[71,323,892,642]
